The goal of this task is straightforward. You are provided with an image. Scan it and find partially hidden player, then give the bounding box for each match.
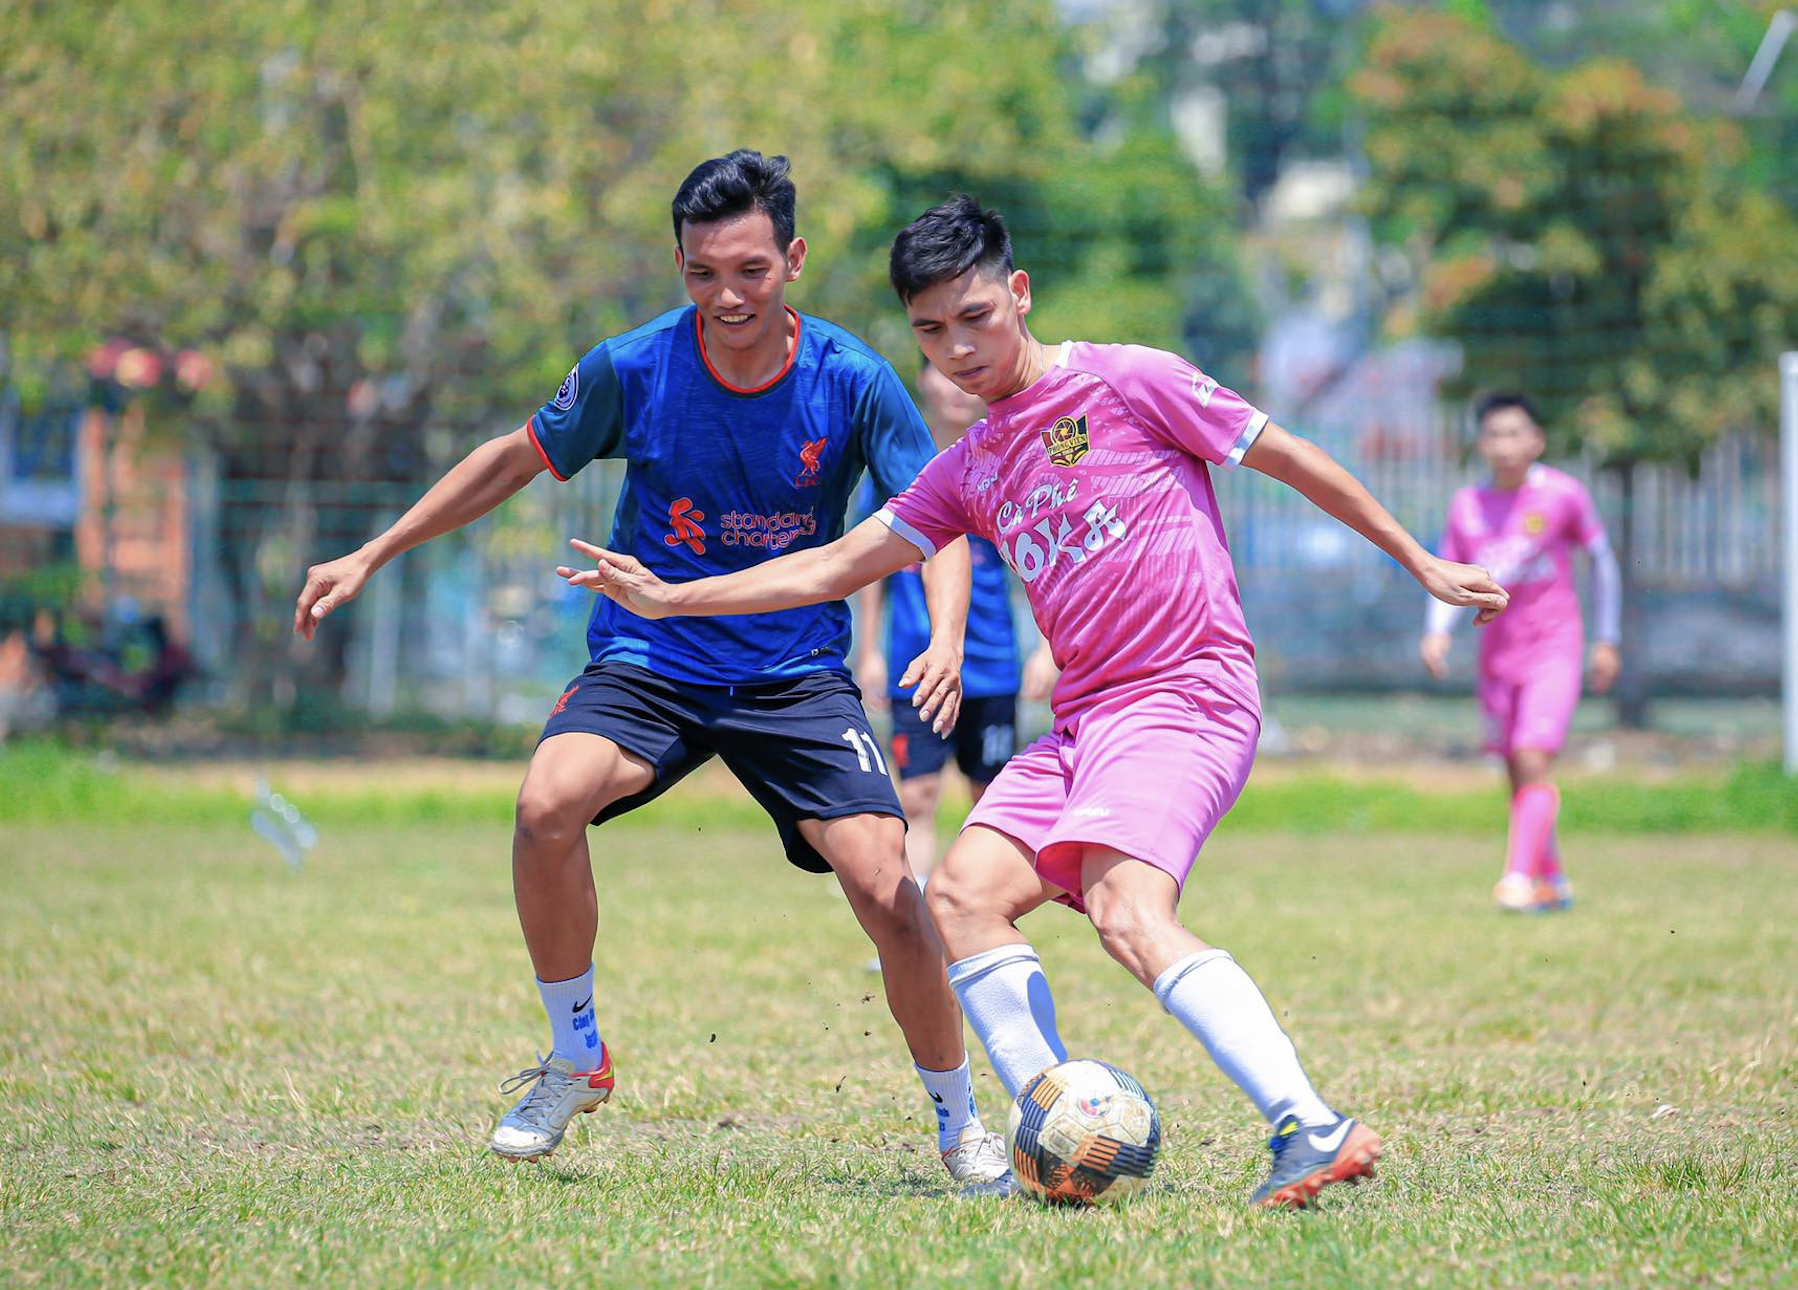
[556,195,1510,1208]
[855,360,1051,886]
[1421,392,1622,913]
[292,154,1016,1191]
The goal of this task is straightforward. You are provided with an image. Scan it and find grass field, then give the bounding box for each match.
[2,752,1796,1287]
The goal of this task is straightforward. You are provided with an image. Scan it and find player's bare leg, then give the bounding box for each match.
[929,825,1068,1096]
[1076,849,1378,1208]
[807,813,1009,1190]
[514,733,656,979]
[807,813,962,1067]
[896,773,944,881]
[490,733,655,1161]
[867,773,943,973]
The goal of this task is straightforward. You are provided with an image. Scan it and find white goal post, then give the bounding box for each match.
[1783,351,1798,774]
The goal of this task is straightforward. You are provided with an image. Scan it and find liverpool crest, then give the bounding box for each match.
[1040,414,1090,468]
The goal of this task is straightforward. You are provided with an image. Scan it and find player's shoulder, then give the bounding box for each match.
[598,306,692,372]
[798,312,900,384]
[1062,341,1231,413]
[1531,463,1593,502]
[1447,483,1483,518]
[1057,340,1201,374]
[1061,340,1182,379]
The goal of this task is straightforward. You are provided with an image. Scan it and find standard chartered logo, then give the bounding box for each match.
[720,510,817,552]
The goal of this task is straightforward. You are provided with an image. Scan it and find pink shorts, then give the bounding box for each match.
[962,685,1258,913]
[1478,655,1582,755]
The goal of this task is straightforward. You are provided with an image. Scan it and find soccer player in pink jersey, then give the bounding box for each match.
[557,196,1508,1207]
[1421,393,1622,913]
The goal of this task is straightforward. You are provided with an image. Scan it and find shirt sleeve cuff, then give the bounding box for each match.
[525,415,570,482]
[1220,410,1268,471]
[873,507,937,559]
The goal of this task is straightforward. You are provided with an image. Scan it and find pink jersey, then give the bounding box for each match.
[1439,464,1607,679]
[876,341,1267,728]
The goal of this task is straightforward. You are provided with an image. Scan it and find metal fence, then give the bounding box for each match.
[173,412,1782,722]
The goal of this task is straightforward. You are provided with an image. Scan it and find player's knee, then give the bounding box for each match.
[1512,749,1553,784]
[1085,889,1165,960]
[848,869,930,943]
[512,785,588,857]
[924,864,979,933]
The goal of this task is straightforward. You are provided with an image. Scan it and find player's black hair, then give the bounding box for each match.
[671,150,796,250]
[1472,390,1542,429]
[888,194,1014,303]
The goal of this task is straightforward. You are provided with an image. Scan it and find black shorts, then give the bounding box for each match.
[539,661,902,873]
[889,692,1018,785]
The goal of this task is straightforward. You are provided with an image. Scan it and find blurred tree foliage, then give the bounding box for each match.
[0,0,1244,715]
[1482,0,1798,208]
[0,0,1240,465]
[1352,5,1798,468]
[1096,0,1361,210]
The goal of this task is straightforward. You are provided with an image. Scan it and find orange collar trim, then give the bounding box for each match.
[695,305,801,395]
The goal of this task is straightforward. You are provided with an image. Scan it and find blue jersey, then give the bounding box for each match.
[530,306,935,686]
[855,480,1020,701]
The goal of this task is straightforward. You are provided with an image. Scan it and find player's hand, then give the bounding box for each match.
[1021,642,1058,702]
[294,550,374,640]
[856,652,889,714]
[1588,641,1621,694]
[1418,558,1508,626]
[1419,631,1452,680]
[900,640,962,735]
[558,539,678,620]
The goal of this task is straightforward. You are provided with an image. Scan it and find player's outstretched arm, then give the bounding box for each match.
[558,517,929,621]
[1242,421,1510,623]
[907,536,970,735]
[294,427,545,640]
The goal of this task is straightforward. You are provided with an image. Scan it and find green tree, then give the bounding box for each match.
[1352,5,1798,719]
[0,0,1244,720]
[1081,0,1361,209]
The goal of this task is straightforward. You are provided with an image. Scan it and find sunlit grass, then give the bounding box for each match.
[2,800,1794,1286]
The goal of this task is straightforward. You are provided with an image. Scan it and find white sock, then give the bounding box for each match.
[536,964,604,1070]
[946,944,1068,1099]
[1154,949,1334,1127]
[915,1058,982,1151]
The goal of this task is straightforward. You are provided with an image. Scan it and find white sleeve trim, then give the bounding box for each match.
[873,507,937,559]
[1424,596,1465,637]
[1219,410,1269,471]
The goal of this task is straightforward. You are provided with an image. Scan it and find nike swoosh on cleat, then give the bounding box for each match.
[1307,1121,1352,1153]
[573,997,592,1013]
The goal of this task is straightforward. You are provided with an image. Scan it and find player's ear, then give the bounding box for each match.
[673,245,685,274]
[785,236,807,282]
[1010,269,1032,318]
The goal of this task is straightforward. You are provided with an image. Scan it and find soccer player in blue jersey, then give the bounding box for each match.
[292,151,1010,1189]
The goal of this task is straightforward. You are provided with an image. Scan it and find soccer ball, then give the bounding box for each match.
[1007,1059,1161,1205]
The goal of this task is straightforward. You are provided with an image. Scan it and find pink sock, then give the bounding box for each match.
[1504,784,1559,879]
[1539,825,1565,882]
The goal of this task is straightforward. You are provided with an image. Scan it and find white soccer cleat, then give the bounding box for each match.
[1493,873,1537,913]
[488,1048,614,1162]
[941,1126,1016,1197]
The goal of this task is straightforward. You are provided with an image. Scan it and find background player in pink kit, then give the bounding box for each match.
[1421,393,1623,913]
[557,196,1509,1208]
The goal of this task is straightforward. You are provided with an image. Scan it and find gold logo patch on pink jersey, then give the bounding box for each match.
[1040,414,1091,468]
